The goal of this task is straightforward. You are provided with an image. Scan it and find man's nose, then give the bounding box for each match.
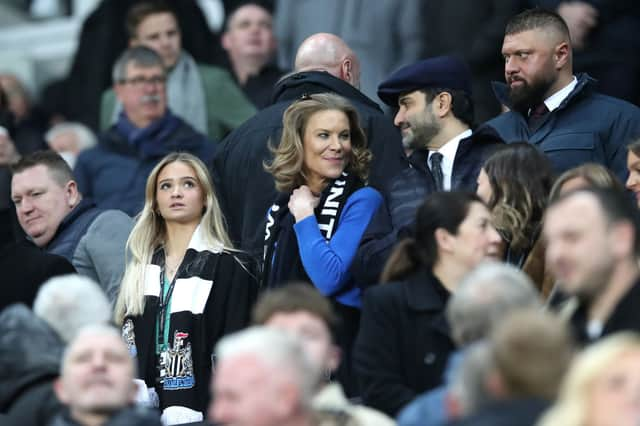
[394,108,406,128]
[505,57,519,76]
[19,197,33,213]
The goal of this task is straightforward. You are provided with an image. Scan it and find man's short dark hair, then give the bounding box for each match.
[421,87,474,128]
[550,187,640,256]
[223,1,274,32]
[252,283,339,341]
[505,8,570,39]
[11,150,74,187]
[125,2,177,39]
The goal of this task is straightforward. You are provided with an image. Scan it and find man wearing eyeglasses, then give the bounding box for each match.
[99,2,255,142]
[73,46,214,217]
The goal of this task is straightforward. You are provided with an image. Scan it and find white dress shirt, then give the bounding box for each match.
[543,76,577,113]
[428,129,472,190]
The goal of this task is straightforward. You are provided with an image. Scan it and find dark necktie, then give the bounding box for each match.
[429,152,445,192]
[528,103,549,130]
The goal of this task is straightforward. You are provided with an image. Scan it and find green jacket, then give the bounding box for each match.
[100,64,255,141]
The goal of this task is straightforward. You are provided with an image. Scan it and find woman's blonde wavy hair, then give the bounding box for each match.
[537,333,640,426]
[264,92,371,193]
[114,152,233,324]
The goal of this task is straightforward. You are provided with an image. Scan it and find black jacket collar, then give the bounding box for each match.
[571,276,640,344]
[403,268,450,312]
[272,71,382,112]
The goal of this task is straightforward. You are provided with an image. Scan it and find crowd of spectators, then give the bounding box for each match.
[1,1,640,426]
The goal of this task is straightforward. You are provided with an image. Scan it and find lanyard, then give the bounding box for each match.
[157,267,179,350]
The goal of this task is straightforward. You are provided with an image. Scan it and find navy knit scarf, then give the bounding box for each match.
[115,110,181,159]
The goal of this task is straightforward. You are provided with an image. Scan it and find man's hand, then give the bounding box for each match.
[558,1,598,50]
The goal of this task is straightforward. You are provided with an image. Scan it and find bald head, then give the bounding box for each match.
[294,33,360,88]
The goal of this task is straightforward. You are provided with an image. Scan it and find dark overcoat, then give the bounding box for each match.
[353,268,456,417]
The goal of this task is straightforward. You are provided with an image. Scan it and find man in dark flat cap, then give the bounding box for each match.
[353,55,503,285]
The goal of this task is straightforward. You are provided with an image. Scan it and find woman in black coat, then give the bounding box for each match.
[353,192,502,416]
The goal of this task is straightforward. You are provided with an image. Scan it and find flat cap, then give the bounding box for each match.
[377,55,472,106]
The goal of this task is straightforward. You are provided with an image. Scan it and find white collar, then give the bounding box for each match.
[429,129,472,190]
[431,129,472,161]
[544,76,577,112]
[186,223,224,254]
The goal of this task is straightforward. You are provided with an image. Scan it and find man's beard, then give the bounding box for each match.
[508,74,555,113]
[403,111,441,151]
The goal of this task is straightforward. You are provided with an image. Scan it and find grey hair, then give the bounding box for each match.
[446,262,541,346]
[60,324,132,376]
[33,274,112,343]
[215,326,321,407]
[449,341,494,416]
[112,46,165,84]
[45,122,97,151]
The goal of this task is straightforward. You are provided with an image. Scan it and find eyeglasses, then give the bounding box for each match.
[118,75,166,87]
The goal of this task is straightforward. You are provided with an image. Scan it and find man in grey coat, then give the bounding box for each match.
[11,151,132,302]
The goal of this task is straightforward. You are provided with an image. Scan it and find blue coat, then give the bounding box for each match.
[74,111,214,217]
[479,73,640,182]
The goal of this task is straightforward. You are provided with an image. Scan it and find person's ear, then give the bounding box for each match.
[554,42,570,69]
[435,92,453,118]
[340,59,354,86]
[609,221,635,259]
[53,377,69,403]
[65,180,80,208]
[221,32,231,51]
[486,368,509,399]
[327,344,341,373]
[435,227,455,253]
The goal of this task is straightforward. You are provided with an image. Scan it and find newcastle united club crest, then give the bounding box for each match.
[159,331,195,390]
[122,319,137,357]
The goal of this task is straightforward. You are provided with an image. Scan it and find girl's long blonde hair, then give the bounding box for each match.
[114,152,233,324]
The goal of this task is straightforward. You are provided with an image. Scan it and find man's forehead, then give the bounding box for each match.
[125,63,164,77]
[503,28,558,50]
[398,90,424,103]
[68,334,128,358]
[230,4,271,26]
[547,193,604,226]
[12,164,52,185]
[267,310,328,330]
[138,12,178,33]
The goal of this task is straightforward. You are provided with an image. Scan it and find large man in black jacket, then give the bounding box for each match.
[212,33,406,255]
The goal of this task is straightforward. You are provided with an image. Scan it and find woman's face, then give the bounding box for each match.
[155,161,205,226]
[302,109,352,193]
[585,350,640,426]
[626,150,640,208]
[476,168,493,204]
[445,201,502,271]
